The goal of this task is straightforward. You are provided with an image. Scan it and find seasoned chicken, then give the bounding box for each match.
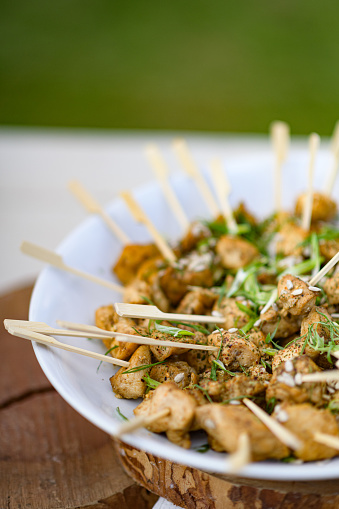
[183,347,211,374]
[260,307,301,339]
[134,382,198,448]
[113,243,160,285]
[319,239,339,262]
[213,297,250,330]
[198,369,233,401]
[222,374,268,402]
[195,404,289,461]
[295,192,337,222]
[233,202,257,227]
[149,329,203,362]
[150,360,198,389]
[216,235,259,269]
[267,355,325,405]
[159,265,215,306]
[110,345,151,399]
[272,338,320,371]
[208,330,260,371]
[180,221,211,253]
[247,330,268,356]
[247,364,272,383]
[150,274,170,312]
[324,273,339,305]
[275,404,339,461]
[278,274,317,316]
[123,278,153,305]
[176,288,217,316]
[95,304,118,332]
[275,222,307,257]
[300,306,332,341]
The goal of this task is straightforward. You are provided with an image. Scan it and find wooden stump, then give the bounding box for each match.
[114,440,339,509]
[0,284,158,509]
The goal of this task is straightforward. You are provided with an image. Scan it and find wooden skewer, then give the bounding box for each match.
[313,432,339,451]
[114,303,225,324]
[120,191,177,263]
[5,319,218,352]
[145,144,189,232]
[308,251,339,286]
[20,241,123,293]
[228,432,251,473]
[4,323,129,367]
[324,120,339,195]
[115,408,170,438]
[301,133,320,231]
[172,139,219,216]
[270,121,290,212]
[209,159,238,234]
[68,180,130,245]
[260,289,278,315]
[243,398,302,450]
[301,370,339,383]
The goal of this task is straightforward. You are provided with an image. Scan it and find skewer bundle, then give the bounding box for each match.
[7,122,339,472]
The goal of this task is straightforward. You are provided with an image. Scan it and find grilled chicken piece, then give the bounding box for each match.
[176,288,217,316]
[216,235,259,269]
[150,361,198,389]
[324,273,339,305]
[275,404,339,461]
[110,345,151,399]
[159,265,215,306]
[208,330,260,371]
[198,370,233,402]
[123,278,153,305]
[295,192,337,222]
[267,356,325,405]
[183,347,211,374]
[213,297,250,330]
[149,329,204,362]
[222,374,268,402]
[260,307,301,339]
[196,404,289,461]
[180,221,211,253]
[247,330,268,356]
[134,382,198,448]
[233,202,257,227]
[300,306,332,340]
[95,304,118,331]
[319,239,339,262]
[278,275,317,316]
[113,243,160,285]
[272,337,320,371]
[150,274,170,312]
[275,222,307,257]
[247,364,272,383]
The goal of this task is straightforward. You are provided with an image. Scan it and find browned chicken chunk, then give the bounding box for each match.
[275,222,307,257]
[183,347,211,374]
[208,330,260,371]
[150,360,198,389]
[180,221,211,253]
[196,404,289,461]
[260,307,301,339]
[275,404,339,461]
[278,274,316,316]
[123,279,153,305]
[319,239,339,262]
[216,235,259,269]
[213,297,251,330]
[300,306,332,340]
[110,345,151,399]
[176,288,217,316]
[134,382,198,448]
[267,356,325,405]
[113,243,160,285]
[149,329,204,362]
[295,192,337,222]
[222,374,268,402]
[324,273,339,305]
[95,304,118,331]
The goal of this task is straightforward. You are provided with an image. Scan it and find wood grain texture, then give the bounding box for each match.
[115,440,339,509]
[0,284,158,509]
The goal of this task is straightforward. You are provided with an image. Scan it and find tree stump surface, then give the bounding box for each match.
[0,284,158,509]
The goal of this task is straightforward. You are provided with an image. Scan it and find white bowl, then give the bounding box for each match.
[30,148,339,480]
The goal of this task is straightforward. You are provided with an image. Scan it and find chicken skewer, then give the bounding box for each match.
[68,180,130,244]
[114,303,225,324]
[145,144,190,232]
[121,191,177,263]
[270,120,290,212]
[21,241,123,293]
[301,133,320,231]
[172,138,219,216]
[5,319,218,352]
[209,159,238,234]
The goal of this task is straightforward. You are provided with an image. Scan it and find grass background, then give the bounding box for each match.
[1,0,338,134]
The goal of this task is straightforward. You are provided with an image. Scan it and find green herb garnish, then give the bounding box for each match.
[116,407,128,421]
[96,345,119,373]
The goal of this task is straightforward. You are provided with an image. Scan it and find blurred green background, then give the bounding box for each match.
[1,0,338,134]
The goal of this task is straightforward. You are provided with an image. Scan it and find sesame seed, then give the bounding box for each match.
[281,289,287,295]
[285,360,294,372]
[327,387,335,394]
[254,319,261,327]
[291,289,303,296]
[212,310,223,317]
[323,394,331,400]
[228,328,238,333]
[229,400,241,405]
[286,279,294,290]
[174,373,185,383]
[294,373,303,385]
[308,286,321,292]
[276,409,289,423]
[205,419,216,429]
[272,303,278,312]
